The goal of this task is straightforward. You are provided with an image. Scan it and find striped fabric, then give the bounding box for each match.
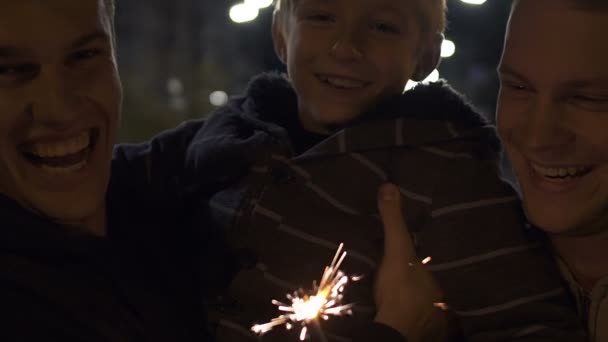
[207,117,584,342]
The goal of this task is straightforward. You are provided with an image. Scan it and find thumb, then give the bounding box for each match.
[377,183,416,262]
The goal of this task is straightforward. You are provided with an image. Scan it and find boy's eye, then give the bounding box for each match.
[0,63,39,85]
[371,21,400,34]
[305,13,335,23]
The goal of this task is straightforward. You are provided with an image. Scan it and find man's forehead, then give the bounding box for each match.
[506,0,608,52]
[502,0,608,86]
[0,0,110,56]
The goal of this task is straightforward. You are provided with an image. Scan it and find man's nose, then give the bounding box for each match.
[29,68,80,130]
[514,98,575,157]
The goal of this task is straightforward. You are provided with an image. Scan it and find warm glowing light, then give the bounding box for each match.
[245,0,274,9]
[251,243,358,340]
[460,0,487,5]
[209,90,228,107]
[405,69,440,90]
[229,3,259,23]
[441,39,456,58]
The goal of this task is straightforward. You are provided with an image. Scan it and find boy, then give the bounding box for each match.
[196,0,585,340]
[497,0,608,340]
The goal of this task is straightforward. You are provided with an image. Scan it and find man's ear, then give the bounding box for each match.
[412,33,443,82]
[272,13,288,64]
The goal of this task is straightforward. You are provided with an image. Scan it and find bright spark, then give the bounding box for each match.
[251,243,358,341]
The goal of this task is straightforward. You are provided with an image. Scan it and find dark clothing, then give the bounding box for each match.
[0,157,209,341]
[0,110,397,341]
[192,73,586,341]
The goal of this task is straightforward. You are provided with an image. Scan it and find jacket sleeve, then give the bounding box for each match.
[111,106,273,206]
[413,142,586,341]
[111,119,208,201]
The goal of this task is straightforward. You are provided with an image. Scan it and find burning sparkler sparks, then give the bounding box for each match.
[251,243,358,341]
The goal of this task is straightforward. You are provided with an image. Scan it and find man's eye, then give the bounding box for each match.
[67,49,105,64]
[573,95,608,103]
[0,64,39,82]
[371,22,400,34]
[504,82,528,91]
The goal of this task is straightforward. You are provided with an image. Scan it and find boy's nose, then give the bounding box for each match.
[328,29,364,63]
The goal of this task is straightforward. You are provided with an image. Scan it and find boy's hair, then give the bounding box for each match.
[102,0,117,49]
[512,0,608,11]
[273,0,447,36]
[101,0,115,23]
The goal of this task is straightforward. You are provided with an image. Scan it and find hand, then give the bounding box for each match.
[374,183,447,342]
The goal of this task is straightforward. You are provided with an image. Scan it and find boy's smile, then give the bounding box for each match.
[315,73,371,91]
[273,0,440,133]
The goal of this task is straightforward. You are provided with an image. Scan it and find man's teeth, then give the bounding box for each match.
[319,75,367,89]
[31,132,90,158]
[40,160,88,174]
[531,163,591,178]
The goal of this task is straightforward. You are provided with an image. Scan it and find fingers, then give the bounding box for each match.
[377,183,416,262]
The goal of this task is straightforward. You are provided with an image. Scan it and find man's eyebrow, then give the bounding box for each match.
[0,32,110,59]
[563,78,608,90]
[69,31,110,49]
[497,65,528,81]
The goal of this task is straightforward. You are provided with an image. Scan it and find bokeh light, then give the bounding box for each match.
[209,91,229,107]
[460,0,487,5]
[229,3,259,23]
[441,39,456,58]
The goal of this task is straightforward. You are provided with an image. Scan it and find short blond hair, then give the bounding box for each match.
[273,0,447,35]
[512,0,608,11]
[101,0,117,49]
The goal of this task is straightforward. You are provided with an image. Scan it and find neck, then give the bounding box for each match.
[551,234,608,292]
[60,207,107,238]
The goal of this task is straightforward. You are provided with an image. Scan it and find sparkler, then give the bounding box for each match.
[251,243,359,341]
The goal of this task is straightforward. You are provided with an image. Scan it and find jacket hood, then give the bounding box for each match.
[201,72,501,161]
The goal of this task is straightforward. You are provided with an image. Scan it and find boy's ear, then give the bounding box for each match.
[272,14,288,64]
[412,33,444,82]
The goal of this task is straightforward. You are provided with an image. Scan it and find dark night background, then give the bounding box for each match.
[113,0,512,143]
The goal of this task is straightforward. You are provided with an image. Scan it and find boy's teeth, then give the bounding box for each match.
[31,132,90,158]
[321,75,367,88]
[531,163,591,178]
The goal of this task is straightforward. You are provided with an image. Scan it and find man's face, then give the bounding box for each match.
[497,0,608,235]
[0,0,122,227]
[274,0,433,133]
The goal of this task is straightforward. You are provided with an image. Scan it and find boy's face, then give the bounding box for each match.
[497,0,608,236]
[273,0,438,133]
[0,0,121,227]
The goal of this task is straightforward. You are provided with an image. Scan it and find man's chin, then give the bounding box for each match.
[530,212,608,238]
[26,195,105,230]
